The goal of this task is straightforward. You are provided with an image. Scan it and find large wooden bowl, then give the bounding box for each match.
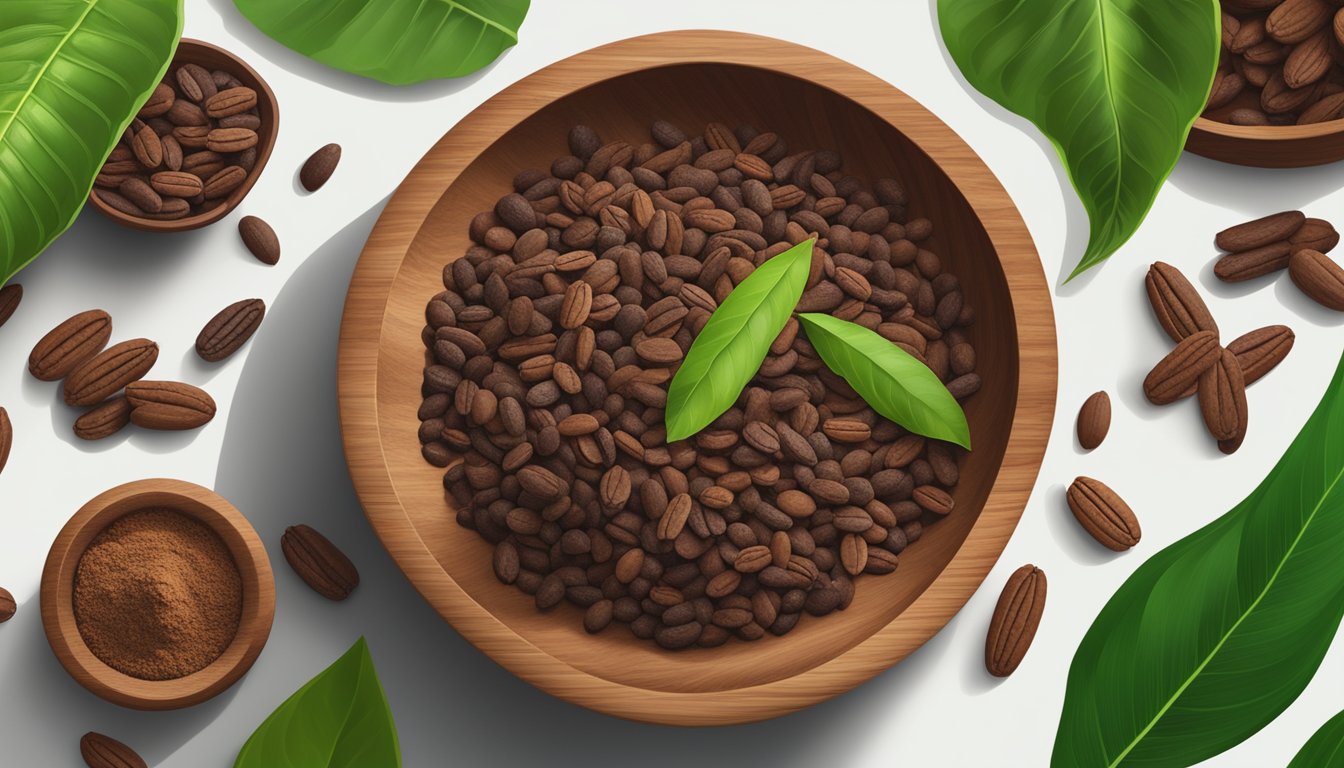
[338,31,1056,725]
[41,479,275,710]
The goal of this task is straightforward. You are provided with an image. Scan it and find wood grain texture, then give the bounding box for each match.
[337,30,1056,725]
[1187,110,1344,168]
[40,478,275,710]
[87,39,280,232]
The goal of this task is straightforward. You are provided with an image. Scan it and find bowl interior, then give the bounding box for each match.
[87,38,279,232]
[373,62,1019,694]
[43,481,274,708]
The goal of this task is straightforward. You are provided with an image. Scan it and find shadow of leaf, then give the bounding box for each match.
[1166,153,1344,219]
[925,0,1097,293]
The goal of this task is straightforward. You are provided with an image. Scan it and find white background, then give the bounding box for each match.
[2,1,1343,765]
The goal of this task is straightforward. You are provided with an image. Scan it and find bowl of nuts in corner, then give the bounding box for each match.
[337,31,1057,725]
[1187,2,1344,168]
[87,38,279,232]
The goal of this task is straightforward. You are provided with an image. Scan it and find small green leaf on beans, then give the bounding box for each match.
[235,638,401,767]
[0,0,183,285]
[664,239,814,442]
[1053,349,1344,767]
[1289,709,1344,768]
[231,0,530,85]
[795,313,970,449]
[938,0,1220,278]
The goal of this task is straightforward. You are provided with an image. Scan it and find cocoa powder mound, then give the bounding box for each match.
[73,508,242,680]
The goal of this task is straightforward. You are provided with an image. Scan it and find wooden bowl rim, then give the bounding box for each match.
[1192,115,1344,141]
[337,30,1056,724]
[40,478,276,710]
[86,38,280,233]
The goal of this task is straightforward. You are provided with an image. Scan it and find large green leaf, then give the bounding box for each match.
[232,0,530,85]
[1289,710,1344,768]
[1052,350,1344,767]
[0,0,182,284]
[235,638,401,768]
[664,239,813,442]
[938,0,1220,278]
[796,313,970,449]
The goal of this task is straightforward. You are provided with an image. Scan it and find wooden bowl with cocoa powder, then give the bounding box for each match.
[40,478,275,710]
[338,32,1056,725]
[86,39,280,233]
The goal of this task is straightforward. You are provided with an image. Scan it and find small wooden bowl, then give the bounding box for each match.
[1188,102,1344,168]
[40,479,275,710]
[87,38,280,232]
[338,31,1056,724]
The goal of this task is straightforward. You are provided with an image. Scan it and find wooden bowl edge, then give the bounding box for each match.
[39,478,275,710]
[1186,116,1344,168]
[86,38,280,233]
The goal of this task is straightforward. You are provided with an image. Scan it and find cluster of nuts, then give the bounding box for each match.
[1205,0,1344,125]
[93,62,263,220]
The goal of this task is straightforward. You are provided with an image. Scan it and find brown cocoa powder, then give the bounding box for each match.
[73,508,242,680]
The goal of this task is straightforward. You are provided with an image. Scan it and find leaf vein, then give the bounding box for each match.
[0,0,102,148]
[1105,458,1344,766]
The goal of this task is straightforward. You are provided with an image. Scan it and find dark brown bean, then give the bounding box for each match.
[239,216,280,265]
[300,143,341,192]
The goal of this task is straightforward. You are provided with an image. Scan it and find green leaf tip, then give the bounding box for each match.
[234,637,402,767]
[664,238,814,442]
[939,0,1221,278]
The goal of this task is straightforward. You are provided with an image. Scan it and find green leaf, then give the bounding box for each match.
[664,239,813,442]
[0,0,183,284]
[235,638,401,768]
[232,0,530,85]
[938,0,1220,278]
[1289,710,1344,768]
[795,313,970,449]
[1052,350,1344,767]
